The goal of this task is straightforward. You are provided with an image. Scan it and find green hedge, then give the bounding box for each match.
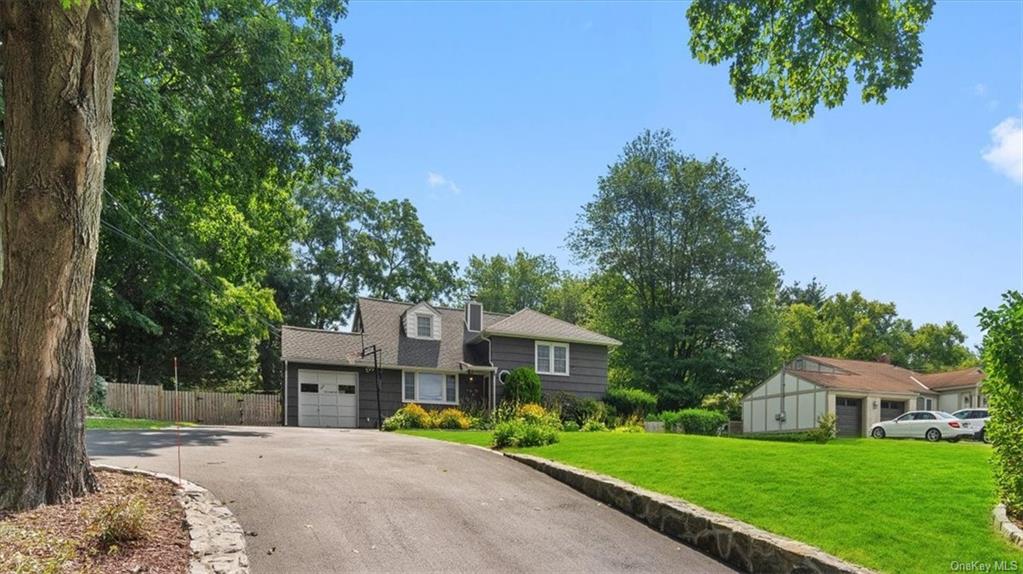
[659,408,728,435]
[605,387,657,417]
[979,291,1023,517]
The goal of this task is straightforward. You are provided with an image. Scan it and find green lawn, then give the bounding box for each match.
[85,417,195,430]
[402,430,1022,574]
[399,429,495,447]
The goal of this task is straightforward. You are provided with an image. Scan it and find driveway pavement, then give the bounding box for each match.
[87,427,734,574]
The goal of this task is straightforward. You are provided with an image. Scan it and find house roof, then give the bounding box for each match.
[787,355,983,395]
[916,367,986,390]
[282,298,508,371]
[483,308,622,347]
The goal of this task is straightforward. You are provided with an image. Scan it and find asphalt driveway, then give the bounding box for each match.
[87,427,734,574]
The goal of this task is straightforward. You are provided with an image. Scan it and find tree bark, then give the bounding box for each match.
[0,0,119,510]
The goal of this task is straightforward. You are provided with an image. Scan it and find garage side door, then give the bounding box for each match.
[298,370,358,428]
[880,400,906,422]
[835,397,863,437]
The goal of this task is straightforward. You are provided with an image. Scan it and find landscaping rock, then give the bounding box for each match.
[993,504,1023,548]
[93,464,250,574]
[506,453,875,574]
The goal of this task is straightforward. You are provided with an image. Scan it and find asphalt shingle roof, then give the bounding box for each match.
[483,309,622,346]
[788,356,984,395]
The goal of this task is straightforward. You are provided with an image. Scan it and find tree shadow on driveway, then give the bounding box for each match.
[87,427,271,458]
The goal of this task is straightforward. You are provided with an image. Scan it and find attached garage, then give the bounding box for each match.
[835,397,863,437]
[880,399,906,421]
[298,369,357,428]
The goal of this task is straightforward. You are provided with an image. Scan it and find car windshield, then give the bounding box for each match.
[953,411,970,419]
[934,412,955,419]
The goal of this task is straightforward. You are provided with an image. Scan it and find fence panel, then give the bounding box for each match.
[105,382,280,426]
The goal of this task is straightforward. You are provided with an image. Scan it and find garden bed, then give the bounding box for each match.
[0,470,189,573]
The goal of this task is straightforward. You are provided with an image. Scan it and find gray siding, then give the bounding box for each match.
[489,336,608,401]
[285,362,402,428]
[285,363,489,426]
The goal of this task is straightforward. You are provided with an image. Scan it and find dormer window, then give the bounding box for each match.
[405,302,441,340]
[416,314,433,338]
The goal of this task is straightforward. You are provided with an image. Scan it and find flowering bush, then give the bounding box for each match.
[382,403,434,430]
[433,408,471,430]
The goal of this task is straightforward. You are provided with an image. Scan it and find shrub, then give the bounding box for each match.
[730,432,816,443]
[612,424,645,433]
[492,419,559,448]
[504,367,542,404]
[433,408,471,430]
[700,391,743,421]
[660,408,728,435]
[979,291,1023,517]
[580,418,609,432]
[382,403,434,431]
[563,420,580,432]
[605,387,658,418]
[807,413,837,444]
[90,496,148,549]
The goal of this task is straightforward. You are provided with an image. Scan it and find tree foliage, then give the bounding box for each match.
[570,130,780,408]
[978,291,1023,517]
[777,290,976,372]
[462,250,560,315]
[687,0,935,122]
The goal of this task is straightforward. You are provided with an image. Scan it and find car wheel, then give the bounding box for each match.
[925,428,941,442]
[981,429,991,444]
[871,427,886,439]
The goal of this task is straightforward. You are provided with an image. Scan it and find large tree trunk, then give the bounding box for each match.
[0,0,119,510]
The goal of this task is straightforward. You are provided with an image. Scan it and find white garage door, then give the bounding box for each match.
[298,370,358,428]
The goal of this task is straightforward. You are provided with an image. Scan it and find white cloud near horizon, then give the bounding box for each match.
[982,117,1023,184]
[426,171,462,195]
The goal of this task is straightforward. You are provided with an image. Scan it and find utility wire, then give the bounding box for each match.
[101,192,281,335]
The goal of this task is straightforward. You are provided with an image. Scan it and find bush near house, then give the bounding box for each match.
[433,408,471,430]
[605,387,658,418]
[382,404,472,431]
[504,367,542,404]
[979,291,1023,518]
[492,403,560,448]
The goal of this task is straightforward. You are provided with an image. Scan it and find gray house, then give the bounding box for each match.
[280,297,621,428]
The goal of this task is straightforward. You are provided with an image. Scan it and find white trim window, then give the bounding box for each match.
[416,314,433,338]
[403,371,458,404]
[535,341,569,376]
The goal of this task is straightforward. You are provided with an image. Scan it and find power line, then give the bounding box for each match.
[101,192,281,335]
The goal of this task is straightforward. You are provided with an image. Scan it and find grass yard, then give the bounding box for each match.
[402,430,1023,574]
[86,417,195,430]
[399,429,494,447]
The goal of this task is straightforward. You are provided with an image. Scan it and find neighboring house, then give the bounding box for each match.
[742,356,985,437]
[280,297,621,428]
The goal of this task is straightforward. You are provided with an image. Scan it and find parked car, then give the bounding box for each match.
[869,410,974,442]
[952,408,991,443]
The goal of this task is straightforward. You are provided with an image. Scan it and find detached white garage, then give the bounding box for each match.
[742,366,828,434]
[298,369,358,428]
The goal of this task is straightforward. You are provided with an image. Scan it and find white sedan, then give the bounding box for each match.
[869,410,975,442]
[952,408,991,442]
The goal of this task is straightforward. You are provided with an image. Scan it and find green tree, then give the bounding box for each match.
[544,274,591,325]
[91,0,357,389]
[570,130,780,408]
[463,250,561,314]
[687,0,935,122]
[778,277,828,309]
[905,321,977,373]
[978,292,1023,517]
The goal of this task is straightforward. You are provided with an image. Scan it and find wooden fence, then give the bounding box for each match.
[105,382,281,426]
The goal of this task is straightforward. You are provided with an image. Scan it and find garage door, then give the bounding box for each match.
[298,370,357,428]
[880,400,906,421]
[835,397,862,437]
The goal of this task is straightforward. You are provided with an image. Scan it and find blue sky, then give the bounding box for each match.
[338,1,1023,347]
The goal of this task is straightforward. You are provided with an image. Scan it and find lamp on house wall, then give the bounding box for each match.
[873,400,879,409]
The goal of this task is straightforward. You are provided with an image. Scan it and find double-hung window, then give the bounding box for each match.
[535,341,569,376]
[416,314,433,338]
[403,371,458,404]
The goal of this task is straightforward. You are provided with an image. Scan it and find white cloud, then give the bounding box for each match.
[982,117,1023,184]
[426,171,462,195]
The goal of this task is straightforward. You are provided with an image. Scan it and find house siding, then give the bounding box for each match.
[489,336,608,401]
[285,362,488,427]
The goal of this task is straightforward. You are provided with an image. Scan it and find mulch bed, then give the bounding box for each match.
[0,470,189,573]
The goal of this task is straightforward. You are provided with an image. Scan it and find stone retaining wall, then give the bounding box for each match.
[505,453,874,574]
[93,464,249,574]
[993,504,1023,548]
